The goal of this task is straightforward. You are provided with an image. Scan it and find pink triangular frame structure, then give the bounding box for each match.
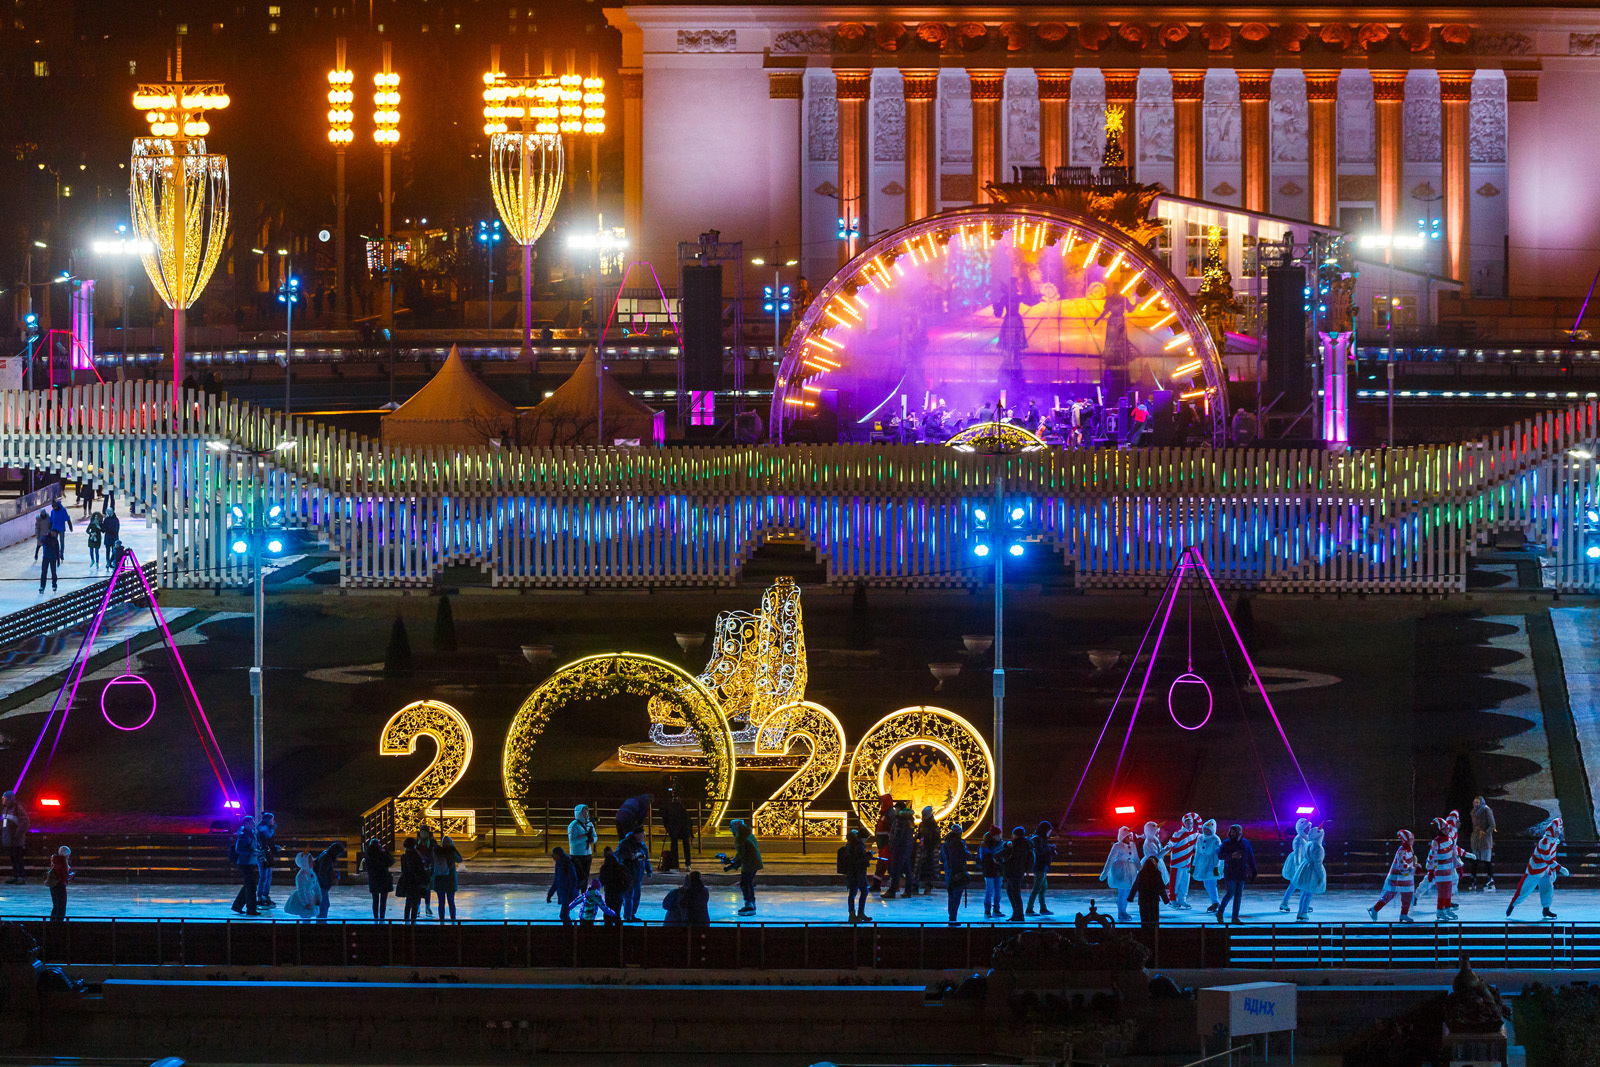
[11,548,239,804]
[1062,546,1317,826]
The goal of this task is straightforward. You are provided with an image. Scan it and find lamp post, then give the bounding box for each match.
[327,39,354,323]
[277,271,301,414]
[566,228,628,445]
[209,440,294,816]
[373,44,400,331]
[970,461,1028,831]
[91,232,152,371]
[1358,231,1425,447]
[477,220,502,330]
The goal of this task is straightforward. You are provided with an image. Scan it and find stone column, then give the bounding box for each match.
[1037,70,1072,179]
[1103,69,1138,171]
[1440,71,1474,284]
[1505,71,1538,295]
[1372,71,1408,239]
[968,69,1004,200]
[835,69,870,262]
[1239,70,1272,213]
[621,71,643,248]
[768,70,803,259]
[1305,71,1339,227]
[903,70,938,223]
[1171,70,1204,198]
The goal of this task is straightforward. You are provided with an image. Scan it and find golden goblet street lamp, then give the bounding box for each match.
[327,39,354,322]
[130,46,230,395]
[373,44,400,329]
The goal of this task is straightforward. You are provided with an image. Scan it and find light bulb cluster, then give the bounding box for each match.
[327,68,355,144]
[480,71,604,136]
[133,83,229,137]
[373,71,400,144]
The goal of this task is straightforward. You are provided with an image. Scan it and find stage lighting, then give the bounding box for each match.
[1008,544,1024,557]
[1009,506,1025,522]
[1588,545,1600,559]
[973,542,990,558]
[39,797,61,807]
[230,538,249,555]
[1295,805,1315,815]
[1114,804,1136,815]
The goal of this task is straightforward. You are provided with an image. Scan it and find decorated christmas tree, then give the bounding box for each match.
[1102,104,1126,168]
[1195,225,1242,347]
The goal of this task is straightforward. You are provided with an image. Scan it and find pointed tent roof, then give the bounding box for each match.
[525,349,663,445]
[381,345,516,446]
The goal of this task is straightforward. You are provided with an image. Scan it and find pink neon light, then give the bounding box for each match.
[1167,672,1213,731]
[101,674,158,731]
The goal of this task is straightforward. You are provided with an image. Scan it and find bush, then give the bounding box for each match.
[1516,983,1600,1067]
[385,615,413,673]
[434,596,457,653]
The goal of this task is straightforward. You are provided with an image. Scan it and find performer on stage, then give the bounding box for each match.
[1290,825,1327,921]
[1194,818,1223,913]
[1424,816,1474,921]
[1278,817,1312,913]
[1368,829,1419,923]
[1099,826,1140,923]
[1140,821,1169,883]
[1506,819,1568,920]
[1166,812,1200,910]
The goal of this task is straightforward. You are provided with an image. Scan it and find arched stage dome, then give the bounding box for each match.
[772,204,1229,446]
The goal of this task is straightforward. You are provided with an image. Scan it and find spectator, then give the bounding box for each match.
[416,825,438,917]
[978,826,1004,919]
[1469,796,1497,891]
[397,838,426,924]
[884,801,916,899]
[1215,824,1258,925]
[363,837,393,921]
[1132,854,1170,928]
[618,826,652,921]
[255,812,278,909]
[838,827,872,923]
[567,804,597,885]
[870,794,894,894]
[48,500,72,560]
[720,819,763,916]
[663,870,710,927]
[284,852,322,921]
[598,846,627,918]
[615,794,653,838]
[1027,820,1057,916]
[313,840,347,921]
[38,530,60,594]
[1,792,28,885]
[913,806,941,895]
[663,789,694,870]
[46,846,72,921]
[999,826,1029,922]
[32,509,50,561]
[941,821,971,925]
[74,481,93,518]
[547,847,581,924]
[230,817,261,916]
[431,835,463,923]
[85,511,104,571]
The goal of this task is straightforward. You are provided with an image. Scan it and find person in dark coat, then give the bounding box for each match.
[999,825,1030,921]
[663,870,710,926]
[940,822,971,924]
[313,840,347,921]
[101,507,121,566]
[396,838,427,924]
[230,817,261,916]
[870,794,894,893]
[884,801,917,898]
[1215,824,1258,925]
[663,789,694,869]
[255,812,278,908]
[615,794,653,837]
[598,846,627,918]
[546,847,581,924]
[1027,820,1057,916]
[978,826,1004,919]
[720,819,763,916]
[913,806,941,895]
[38,530,60,593]
[363,837,393,921]
[839,827,872,922]
[618,826,652,920]
[1132,854,1170,927]
[431,835,464,923]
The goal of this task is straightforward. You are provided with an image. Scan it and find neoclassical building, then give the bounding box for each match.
[605,5,1600,300]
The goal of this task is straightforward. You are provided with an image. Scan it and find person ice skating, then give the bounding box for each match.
[1278,817,1312,913]
[1166,812,1200,909]
[363,837,393,921]
[1506,819,1569,920]
[1291,825,1327,921]
[1369,829,1419,923]
[314,840,347,921]
[85,511,103,571]
[1026,820,1056,916]
[578,877,620,925]
[48,500,72,560]
[1132,853,1170,928]
[1470,797,1497,891]
[598,846,626,917]
[979,826,1004,918]
[284,852,322,921]
[1000,826,1030,921]
[1424,816,1473,921]
[255,811,278,908]
[618,825,652,921]
[1140,821,1168,880]
[941,821,970,924]
[46,846,72,921]
[547,847,581,924]
[838,827,872,923]
[914,806,941,895]
[1,791,28,885]
[74,481,93,518]
[397,838,427,924]
[1215,824,1257,924]
[567,804,597,885]
[230,816,261,916]
[615,793,652,838]
[721,819,763,916]
[884,800,916,898]
[1194,818,1223,913]
[663,789,694,870]
[37,530,60,593]
[870,794,894,894]
[1099,826,1141,923]
[663,869,710,926]
[100,507,121,566]
[32,509,50,561]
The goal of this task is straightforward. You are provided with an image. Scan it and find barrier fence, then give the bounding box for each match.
[7,917,1600,972]
[0,383,1596,592]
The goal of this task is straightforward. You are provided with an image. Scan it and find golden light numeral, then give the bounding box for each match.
[378,699,476,840]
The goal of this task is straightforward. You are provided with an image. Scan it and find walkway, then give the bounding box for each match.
[1553,605,1600,830]
[0,508,159,617]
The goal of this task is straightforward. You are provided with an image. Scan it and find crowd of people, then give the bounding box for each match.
[30,488,123,595]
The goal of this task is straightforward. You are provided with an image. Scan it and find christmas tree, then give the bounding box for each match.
[1102,105,1126,168]
[1194,225,1242,347]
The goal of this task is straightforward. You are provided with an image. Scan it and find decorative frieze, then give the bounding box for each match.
[806,75,838,162]
[1404,73,1441,163]
[1005,71,1040,164]
[1203,70,1240,165]
[873,74,905,163]
[1337,71,1375,164]
[676,29,736,53]
[1271,71,1308,163]
[1470,74,1507,164]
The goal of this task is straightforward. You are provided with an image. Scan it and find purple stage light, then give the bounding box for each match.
[1296,805,1315,815]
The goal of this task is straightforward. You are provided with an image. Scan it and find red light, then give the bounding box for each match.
[38,798,61,807]
[1114,804,1136,815]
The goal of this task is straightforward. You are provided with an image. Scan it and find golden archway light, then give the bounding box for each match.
[848,705,994,837]
[379,699,476,840]
[504,653,736,832]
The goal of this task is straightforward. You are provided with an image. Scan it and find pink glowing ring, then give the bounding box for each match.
[101,674,157,732]
[1167,672,1213,731]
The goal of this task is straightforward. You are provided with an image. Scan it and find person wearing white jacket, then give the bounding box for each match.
[1099,826,1140,922]
[1289,825,1327,921]
[1278,818,1311,913]
[1193,818,1224,913]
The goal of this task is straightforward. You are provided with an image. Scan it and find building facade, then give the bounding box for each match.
[605,6,1600,301]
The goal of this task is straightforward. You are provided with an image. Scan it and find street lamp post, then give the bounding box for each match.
[1359,231,1425,447]
[91,232,152,372]
[327,40,354,323]
[971,462,1027,831]
[277,271,300,414]
[373,44,400,331]
[478,220,502,330]
[567,229,628,445]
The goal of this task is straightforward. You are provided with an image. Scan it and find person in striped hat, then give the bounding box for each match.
[1424,816,1474,921]
[1166,812,1201,909]
[1506,819,1568,920]
[1368,829,1419,923]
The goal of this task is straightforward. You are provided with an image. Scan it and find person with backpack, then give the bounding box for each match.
[978,826,1004,919]
[941,821,971,924]
[230,817,261,916]
[1026,820,1057,916]
[838,827,872,922]
[999,826,1029,922]
[85,511,104,571]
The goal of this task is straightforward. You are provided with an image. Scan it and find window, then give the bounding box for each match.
[1370,293,1418,329]
[1184,221,1227,279]
[1240,234,1259,279]
[268,21,277,32]
[267,4,280,15]
[1147,217,1172,265]
[127,59,136,75]
[32,59,47,76]
[211,21,224,32]
[176,22,187,33]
